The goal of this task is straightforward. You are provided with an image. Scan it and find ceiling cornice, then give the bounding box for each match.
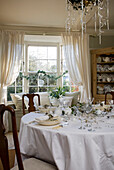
[0,25,67,35]
[0,24,114,36]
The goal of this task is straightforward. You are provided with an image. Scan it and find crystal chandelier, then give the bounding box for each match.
[66,0,110,44]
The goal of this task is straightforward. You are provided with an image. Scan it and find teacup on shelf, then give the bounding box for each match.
[97,57,102,62]
[103,57,110,62]
[107,77,111,82]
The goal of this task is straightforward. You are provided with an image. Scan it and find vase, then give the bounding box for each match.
[50,97,59,107]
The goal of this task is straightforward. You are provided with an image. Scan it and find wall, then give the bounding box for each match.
[89,35,114,49]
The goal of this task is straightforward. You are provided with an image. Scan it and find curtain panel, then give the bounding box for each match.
[62,33,91,102]
[0,31,24,132]
[0,31,24,103]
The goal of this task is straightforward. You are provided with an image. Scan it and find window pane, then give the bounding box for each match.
[37,47,47,59]
[16,87,22,93]
[40,60,48,71]
[63,75,70,86]
[29,60,48,71]
[7,87,15,101]
[28,46,57,71]
[39,74,47,86]
[9,82,15,87]
[49,79,57,86]
[29,87,38,93]
[29,60,38,71]
[71,85,79,92]
[48,87,56,91]
[48,74,57,85]
[16,75,22,86]
[29,46,48,71]
[20,62,23,71]
[29,46,38,71]
[38,60,48,71]
[39,87,47,92]
[29,73,38,86]
[28,46,38,57]
[47,60,57,72]
[48,47,57,59]
[71,81,79,92]
[63,86,70,92]
[63,59,67,72]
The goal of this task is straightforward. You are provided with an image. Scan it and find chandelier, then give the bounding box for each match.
[66,0,109,44]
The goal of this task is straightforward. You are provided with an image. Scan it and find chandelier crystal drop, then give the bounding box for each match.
[65,0,110,44]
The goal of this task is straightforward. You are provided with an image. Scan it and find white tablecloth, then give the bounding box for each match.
[19,112,114,170]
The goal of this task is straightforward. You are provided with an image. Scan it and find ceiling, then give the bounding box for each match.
[0,0,114,35]
[0,0,66,28]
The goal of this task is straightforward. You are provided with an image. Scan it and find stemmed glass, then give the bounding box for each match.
[60,98,71,124]
[49,97,56,115]
[86,97,94,105]
[108,100,114,113]
[108,99,113,105]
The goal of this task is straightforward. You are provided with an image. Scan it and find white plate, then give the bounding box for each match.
[36,117,61,126]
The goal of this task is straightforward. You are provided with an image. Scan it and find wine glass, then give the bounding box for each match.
[108,99,113,105]
[108,100,114,112]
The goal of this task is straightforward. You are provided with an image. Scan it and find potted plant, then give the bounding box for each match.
[49,87,66,106]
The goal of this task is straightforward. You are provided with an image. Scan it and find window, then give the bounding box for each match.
[7,35,79,101]
[28,45,58,93]
[7,62,24,101]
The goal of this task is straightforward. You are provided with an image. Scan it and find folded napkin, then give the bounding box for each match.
[105,119,114,125]
[35,115,49,122]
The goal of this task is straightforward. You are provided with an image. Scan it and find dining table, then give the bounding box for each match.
[18,108,114,170]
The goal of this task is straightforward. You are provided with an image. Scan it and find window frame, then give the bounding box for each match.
[24,41,62,93]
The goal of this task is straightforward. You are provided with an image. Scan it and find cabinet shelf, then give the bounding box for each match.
[97,62,114,64]
[96,93,105,95]
[97,82,114,84]
[97,71,114,73]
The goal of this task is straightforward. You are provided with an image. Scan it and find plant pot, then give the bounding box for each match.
[50,97,59,107]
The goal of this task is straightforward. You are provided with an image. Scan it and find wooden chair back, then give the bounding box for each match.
[22,94,40,115]
[0,104,24,170]
[105,91,114,104]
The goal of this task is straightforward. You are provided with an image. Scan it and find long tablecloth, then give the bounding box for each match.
[19,112,114,170]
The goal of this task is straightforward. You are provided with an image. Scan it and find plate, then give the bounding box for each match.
[36,117,61,126]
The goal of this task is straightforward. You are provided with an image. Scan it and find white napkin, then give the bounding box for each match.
[35,115,49,121]
[105,119,114,125]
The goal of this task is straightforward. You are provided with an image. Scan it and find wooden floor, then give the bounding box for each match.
[0,132,15,169]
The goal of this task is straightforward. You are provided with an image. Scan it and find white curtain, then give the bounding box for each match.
[0,31,24,103]
[0,30,24,131]
[62,33,91,102]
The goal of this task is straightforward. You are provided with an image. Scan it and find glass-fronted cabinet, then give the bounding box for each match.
[91,47,114,103]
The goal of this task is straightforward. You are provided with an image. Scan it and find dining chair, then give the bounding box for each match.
[0,104,57,170]
[22,94,40,115]
[105,91,114,104]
